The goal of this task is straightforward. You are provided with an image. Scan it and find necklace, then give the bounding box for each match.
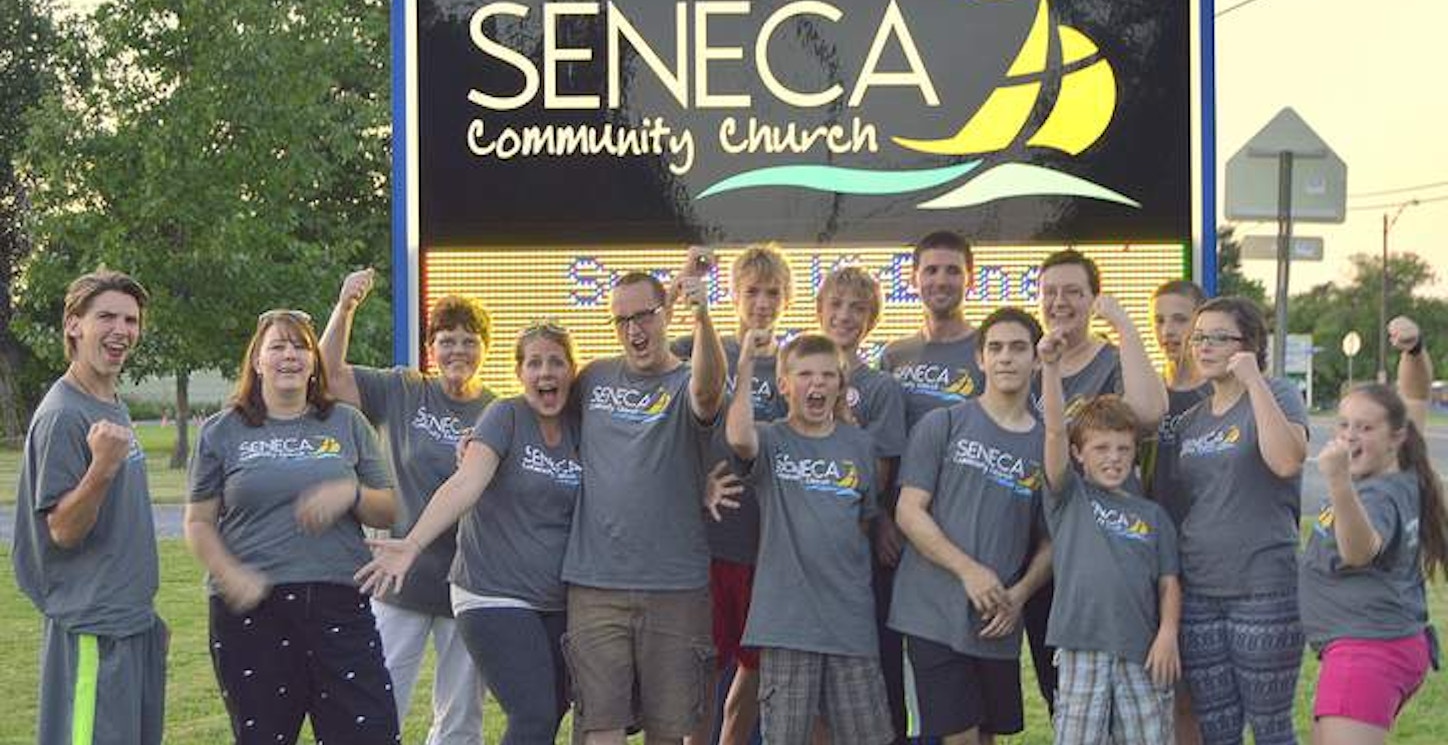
[65,370,114,403]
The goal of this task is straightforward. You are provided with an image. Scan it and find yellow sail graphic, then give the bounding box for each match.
[892,0,1116,157]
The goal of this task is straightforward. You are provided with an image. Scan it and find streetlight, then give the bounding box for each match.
[1380,199,1418,382]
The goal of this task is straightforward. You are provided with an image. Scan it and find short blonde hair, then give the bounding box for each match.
[816,266,882,330]
[731,243,793,299]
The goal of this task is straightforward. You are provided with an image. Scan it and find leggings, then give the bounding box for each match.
[1180,590,1303,745]
[455,607,568,745]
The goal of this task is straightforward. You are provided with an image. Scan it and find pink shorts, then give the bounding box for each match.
[1314,632,1431,729]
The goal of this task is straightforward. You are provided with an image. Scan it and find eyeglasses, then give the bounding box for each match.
[257,309,314,328]
[1189,331,1245,347]
[610,305,663,329]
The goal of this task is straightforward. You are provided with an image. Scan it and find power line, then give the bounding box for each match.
[1216,0,1269,18]
[1348,179,1448,199]
[1347,193,1448,212]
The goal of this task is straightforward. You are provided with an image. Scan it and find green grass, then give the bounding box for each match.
[1,422,194,505]
[1,541,1445,744]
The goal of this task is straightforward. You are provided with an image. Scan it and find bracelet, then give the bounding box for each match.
[1408,337,1424,356]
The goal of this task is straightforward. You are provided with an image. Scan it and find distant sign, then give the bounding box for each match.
[1240,235,1323,261]
[1342,331,1362,358]
[1267,333,1314,374]
[1225,108,1346,223]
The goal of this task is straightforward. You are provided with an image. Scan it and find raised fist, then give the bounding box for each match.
[1388,316,1421,353]
[339,268,376,310]
[87,420,133,477]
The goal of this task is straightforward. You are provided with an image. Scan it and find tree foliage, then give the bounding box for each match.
[15,0,395,462]
[1288,252,1447,403]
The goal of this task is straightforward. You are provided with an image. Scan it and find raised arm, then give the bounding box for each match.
[896,484,1009,617]
[1227,352,1308,479]
[1038,330,1071,493]
[1096,295,1167,428]
[356,443,503,596]
[319,268,375,407]
[1389,316,1433,431]
[677,249,727,422]
[1316,436,1383,568]
[45,420,132,549]
[724,329,763,461]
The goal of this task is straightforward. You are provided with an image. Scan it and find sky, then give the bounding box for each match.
[1215,0,1448,298]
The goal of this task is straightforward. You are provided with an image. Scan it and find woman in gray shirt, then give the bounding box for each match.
[357,322,581,745]
[184,310,399,745]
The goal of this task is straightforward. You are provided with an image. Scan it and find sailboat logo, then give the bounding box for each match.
[696,0,1139,210]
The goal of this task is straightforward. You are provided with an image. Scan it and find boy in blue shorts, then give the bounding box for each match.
[1039,328,1182,745]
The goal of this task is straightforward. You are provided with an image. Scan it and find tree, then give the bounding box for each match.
[0,0,65,444]
[1287,252,1445,403]
[1215,225,1268,306]
[16,0,394,466]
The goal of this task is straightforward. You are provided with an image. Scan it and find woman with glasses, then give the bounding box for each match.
[184,309,399,744]
[1166,296,1309,745]
[319,269,495,743]
[356,321,582,745]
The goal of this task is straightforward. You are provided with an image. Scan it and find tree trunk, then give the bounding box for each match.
[170,370,191,469]
[0,342,25,446]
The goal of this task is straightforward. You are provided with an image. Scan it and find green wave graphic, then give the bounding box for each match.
[696,162,980,199]
[917,162,1140,209]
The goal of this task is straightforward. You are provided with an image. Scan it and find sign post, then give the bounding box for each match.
[1226,108,1346,378]
[1343,330,1363,388]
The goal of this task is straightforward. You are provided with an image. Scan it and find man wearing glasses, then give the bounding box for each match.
[12,269,168,745]
[562,250,728,745]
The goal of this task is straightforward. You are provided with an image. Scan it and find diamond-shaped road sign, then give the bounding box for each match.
[1225,108,1347,223]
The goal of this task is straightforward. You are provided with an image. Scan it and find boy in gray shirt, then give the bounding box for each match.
[890,307,1053,743]
[1039,329,1181,745]
[718,329,893,745]
[11,270,166,745]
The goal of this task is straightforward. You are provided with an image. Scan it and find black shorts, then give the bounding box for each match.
[904,634,1023,737]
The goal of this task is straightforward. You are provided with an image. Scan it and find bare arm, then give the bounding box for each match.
[1390,316,1432,431]
[1229,353,1308,478]
[1318,438,1383,568]
[1039,331,1071,492]
[46,420,132,549]
[1145,574,1183,686]
[686,289,727,423]
[184,497,269,611]
[354,484,397,529]
[896,484,1009,614]
[1098,295,1167,428]
[1008,538,1054,601]
[318,268,374,408]
[724,334,759,461]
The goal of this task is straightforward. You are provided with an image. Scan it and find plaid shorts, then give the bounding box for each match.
[759,647,895,745]
[1054,648,1174,745]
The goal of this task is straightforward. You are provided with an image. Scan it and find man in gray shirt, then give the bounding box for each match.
[11,270,166,745]
[562,258,727,745]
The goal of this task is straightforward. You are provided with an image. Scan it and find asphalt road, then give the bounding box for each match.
[4,416,1448,543]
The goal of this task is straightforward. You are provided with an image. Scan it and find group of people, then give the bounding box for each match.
[10,232,1445,745]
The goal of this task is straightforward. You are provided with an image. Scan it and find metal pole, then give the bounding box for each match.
[1273,151,1294,379]
[1380,213,1389,383]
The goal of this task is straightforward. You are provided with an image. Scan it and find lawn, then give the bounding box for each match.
[1,541,1445,744]
[1,421,193,505]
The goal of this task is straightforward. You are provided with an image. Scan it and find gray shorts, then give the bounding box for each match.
[759,647,895,745]
[38,615,168,745]
[563,585,714,738]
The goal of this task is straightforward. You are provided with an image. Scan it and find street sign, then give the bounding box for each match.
[1269,333,1314,374]
[1240,235,1323,261]
[1225,108,1347,223]
[1342,331,1362,357]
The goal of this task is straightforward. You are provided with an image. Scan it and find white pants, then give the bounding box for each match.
[373,600,488,745]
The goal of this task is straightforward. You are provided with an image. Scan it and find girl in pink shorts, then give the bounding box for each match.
[1299,380,1446,744]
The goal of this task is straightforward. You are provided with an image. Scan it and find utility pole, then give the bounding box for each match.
[1380,200,1418,383]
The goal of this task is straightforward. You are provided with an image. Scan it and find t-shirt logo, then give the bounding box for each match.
[1179,425,1241,458]
[845,386,862,409]
[1092,499,1154,543]
[894,364,975,402]
[1313,504,1335,538]
[237,436,344,462]
[126,433,146,463]
[950,438,1042,499]
[773,452,862,499]
[410,405,470,445]
[588,385,672,424]
[521,445,582,487]
[1157,410,1191,445]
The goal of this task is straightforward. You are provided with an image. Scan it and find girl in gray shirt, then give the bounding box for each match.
[1299,382,1446,741]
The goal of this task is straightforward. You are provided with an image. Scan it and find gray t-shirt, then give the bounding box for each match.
[354,366,494,615]
[1045,469,1179,663]
[673,335,785,565]
[1147,385,1212,525]
[1031,342,1124,419]
[880,332,985,432]
[188,405,393,593]
[847,365,909,460]
[888,400,1046,660]
[562,358,713,590]
[1171,377,1308,596]
[1300,471,1428,646]
[742,421,879,657]
[11,379,159,637]
[454,397,580,611]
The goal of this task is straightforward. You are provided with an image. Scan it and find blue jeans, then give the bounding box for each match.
[455,608,568,745]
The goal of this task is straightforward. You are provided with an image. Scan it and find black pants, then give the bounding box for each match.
[1023,579,1057,715]
[873,557,906,745]
[209,583,399,745]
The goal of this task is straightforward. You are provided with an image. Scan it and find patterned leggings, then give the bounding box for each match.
[1180,591,1303,745]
